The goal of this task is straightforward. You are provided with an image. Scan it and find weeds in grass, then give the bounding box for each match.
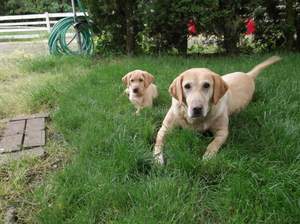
[0,123,73,223]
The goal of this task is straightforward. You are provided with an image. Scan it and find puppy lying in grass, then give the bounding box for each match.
[154,56,281,164]
[122,70,158,114]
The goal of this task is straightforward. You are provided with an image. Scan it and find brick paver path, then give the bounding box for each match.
[0,113,48,164]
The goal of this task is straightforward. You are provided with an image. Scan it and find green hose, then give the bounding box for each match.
[48,0,94,55]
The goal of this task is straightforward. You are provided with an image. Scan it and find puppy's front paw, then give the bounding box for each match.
[202,150,217,161]
[154,153,164,165]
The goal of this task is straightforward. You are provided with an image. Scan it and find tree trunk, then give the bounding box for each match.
[124,0,135,55]
[176,34,187,55]
[296,14,300,51]
[286,0,295,50]
[219,0,239,54]
[223,18,239,54]
[61,0,65,12]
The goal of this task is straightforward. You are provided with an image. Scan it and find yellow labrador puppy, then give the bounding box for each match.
[122,70,158,114]
[154,56,281,164]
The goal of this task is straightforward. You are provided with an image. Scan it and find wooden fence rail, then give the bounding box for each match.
[0,12,85,40]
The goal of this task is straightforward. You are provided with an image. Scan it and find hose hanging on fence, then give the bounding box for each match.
[48,0,94,55]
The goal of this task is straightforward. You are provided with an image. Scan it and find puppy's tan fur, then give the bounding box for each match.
[154,56,281,164]
[122,70,158,114]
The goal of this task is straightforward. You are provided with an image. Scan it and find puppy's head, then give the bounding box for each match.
[122,70,154,96]
[169,68,228,119]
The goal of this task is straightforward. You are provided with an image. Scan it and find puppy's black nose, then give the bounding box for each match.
[192,106,203,116]
[133,88,139,93]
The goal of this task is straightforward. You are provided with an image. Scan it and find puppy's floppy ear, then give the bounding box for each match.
[122,72,131,86]
[169,74,184,105]
[143,71,154,88]
[212,73,228,105]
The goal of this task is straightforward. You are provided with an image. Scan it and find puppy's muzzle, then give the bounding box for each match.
[191,106,203,118]
[133,88,139,93]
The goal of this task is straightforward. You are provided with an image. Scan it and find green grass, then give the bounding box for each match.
[24,53,300,223]
[0,54,89,222]
[0,55,93,119]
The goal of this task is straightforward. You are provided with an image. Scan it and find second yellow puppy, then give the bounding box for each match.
[122,70,158,114]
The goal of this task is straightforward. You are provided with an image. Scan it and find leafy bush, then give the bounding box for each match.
[94,31,122,56]
[253,6,286,52]
[136,26,156,54]
[86,0,299,55]
[1,0,71,15]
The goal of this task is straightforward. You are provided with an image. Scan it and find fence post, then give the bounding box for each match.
[45,12,51,32]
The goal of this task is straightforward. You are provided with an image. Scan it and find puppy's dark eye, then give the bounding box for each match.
[130,79,134,82]
[184,83,191,89]
[139,78,143,82]
[203,82,210,89]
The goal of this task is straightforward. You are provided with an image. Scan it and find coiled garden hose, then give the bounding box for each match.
[48,0,94,55]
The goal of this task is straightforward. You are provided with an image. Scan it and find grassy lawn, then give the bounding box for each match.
[2,53,300,223]
[0,55,90,222]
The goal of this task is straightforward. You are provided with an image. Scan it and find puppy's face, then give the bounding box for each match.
[169,68,228,119]
[122,70,154,96]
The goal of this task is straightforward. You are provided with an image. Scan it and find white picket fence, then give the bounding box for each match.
[0,12,84,40]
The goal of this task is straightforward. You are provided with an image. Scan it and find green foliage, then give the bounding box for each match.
[255,27,285,52]
[253,5,286,51]
[24,53,300,223]
[83,0,142,54]
[188,44,221,55]
[94,31,116,55]
[141,0,259,54]
[240,32,284,54]
[1,0,71,15]
[141,0,194,53]
[136,26,156,54]
[2,0,300,53]
[85,0,261,54]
